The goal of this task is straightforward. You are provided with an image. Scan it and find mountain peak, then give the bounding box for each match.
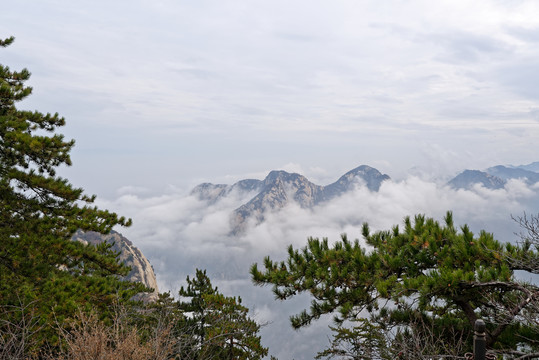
[263,170,304,184]
[323,165,390,197]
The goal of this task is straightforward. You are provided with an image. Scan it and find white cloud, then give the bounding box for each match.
[98,173,539,360]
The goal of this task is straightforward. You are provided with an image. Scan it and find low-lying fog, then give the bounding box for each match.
[98,175,539,360]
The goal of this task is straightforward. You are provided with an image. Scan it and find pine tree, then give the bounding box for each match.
[0,37,144,353]
[178,269,268,360]
[251,212,539,357]
[177,268,219,357]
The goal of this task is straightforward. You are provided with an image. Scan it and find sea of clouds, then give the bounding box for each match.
[98,175,539,360]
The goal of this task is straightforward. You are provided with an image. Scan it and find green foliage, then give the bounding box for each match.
[0,37,144,352]
[177,269,269,360]
[251,212,539,357]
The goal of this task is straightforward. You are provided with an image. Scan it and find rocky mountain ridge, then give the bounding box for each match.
[192,162,539,232]
[192,165,390,233]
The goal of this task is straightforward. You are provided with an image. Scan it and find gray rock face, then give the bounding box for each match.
[231,171,325,233]
[447,170,506,190]
[192,165,391,234]
[72,230,159,303]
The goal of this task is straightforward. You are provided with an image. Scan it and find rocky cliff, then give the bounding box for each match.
[72,230,159,303]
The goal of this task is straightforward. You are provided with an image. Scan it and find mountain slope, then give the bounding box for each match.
[230,171,324,233]
[447,170,506,190]
[515,161,539,173]
[486,165,539,184]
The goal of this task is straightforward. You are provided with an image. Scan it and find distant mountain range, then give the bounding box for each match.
[191,162,539,233]
[447,162,539,190]
[192,165,390,233]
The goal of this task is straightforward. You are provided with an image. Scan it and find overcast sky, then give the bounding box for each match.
[3,0,539,197]
[4,2,539,359]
